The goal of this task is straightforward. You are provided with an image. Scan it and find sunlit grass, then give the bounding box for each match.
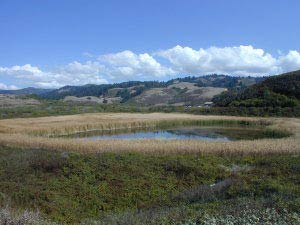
[0,113,299,155]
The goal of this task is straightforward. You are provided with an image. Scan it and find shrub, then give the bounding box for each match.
[199,208,300,225]
[0,206,51,225]
[28,152,68,173]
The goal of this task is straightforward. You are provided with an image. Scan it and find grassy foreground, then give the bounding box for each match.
[0,113,299,224]
[0,146,300,224]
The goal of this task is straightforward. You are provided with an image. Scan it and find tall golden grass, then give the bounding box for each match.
[0,113,271,136]
[0,113,299,155]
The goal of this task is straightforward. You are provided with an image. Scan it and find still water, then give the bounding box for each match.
[67,126,273,142]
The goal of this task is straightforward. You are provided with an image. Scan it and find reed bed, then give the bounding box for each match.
[0,113,271,136]
[0,113,299,155]
[0,133,299,156]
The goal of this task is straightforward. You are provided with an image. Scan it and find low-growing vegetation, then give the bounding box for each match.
[0,112,299,224]
[0,111,299,224]
[0,146,299,224]
[1,100,299,120]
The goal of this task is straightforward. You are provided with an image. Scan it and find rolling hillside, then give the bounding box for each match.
[0,94,40,108]
[37,75,263,106]
[213,70,300,107]
[2,72,299,108]
[0,87,53,95]
[129,82,226,106]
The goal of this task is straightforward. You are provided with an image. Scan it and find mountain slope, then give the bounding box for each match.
[213,70,300,107]
[40,75,263,105]
[0,87,53,95]
[40,81,165,100]
[170,74,264,89]
[130,83,226,106]
[0,94,40,108]
[259,70,300,99]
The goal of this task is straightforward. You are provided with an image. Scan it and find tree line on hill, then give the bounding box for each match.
[212,70,300,108]
[38,74,264,100]
[1,71,299,117]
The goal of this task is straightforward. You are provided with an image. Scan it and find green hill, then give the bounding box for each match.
[39,75,263,106]
[213,71,300,107]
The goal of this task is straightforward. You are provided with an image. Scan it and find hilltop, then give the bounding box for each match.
[0,87,53,95]
[37,75,263,106]
[213,70,300,107]
[1,72,299,111]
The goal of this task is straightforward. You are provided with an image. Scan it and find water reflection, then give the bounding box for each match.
[66,126,273,142]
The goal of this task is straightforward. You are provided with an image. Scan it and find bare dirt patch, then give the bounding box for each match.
[63,96,121,104]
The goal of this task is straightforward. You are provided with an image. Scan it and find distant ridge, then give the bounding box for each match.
[39,74,264,103]
[0,72,299,108]
[0,87,53,95]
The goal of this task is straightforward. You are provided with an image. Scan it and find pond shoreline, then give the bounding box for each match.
[0,113,298,155]
[61,125,288,142]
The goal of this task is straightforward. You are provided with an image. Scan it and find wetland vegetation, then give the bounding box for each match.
[1,1,299,223]
[0,146,299,224]
[0,72,299,224]
[65,125,289,141]
[0,113,297,155]
[0,112,299,224]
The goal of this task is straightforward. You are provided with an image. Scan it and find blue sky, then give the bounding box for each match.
[0,0,299,89]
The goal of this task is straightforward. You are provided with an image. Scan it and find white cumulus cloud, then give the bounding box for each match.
[278,50,300,72]
[0,62,108,88]
[0,45,299,89]
[99,50,175,81]
[0,64,43,78]
[0,83,18,90]
[157,45,283,76]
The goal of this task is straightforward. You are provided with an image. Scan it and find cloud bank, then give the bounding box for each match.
[0,45,299,89]
[99,50,175,80]
[0,83,18,90]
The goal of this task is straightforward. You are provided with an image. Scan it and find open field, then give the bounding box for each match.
[0,113,299,155]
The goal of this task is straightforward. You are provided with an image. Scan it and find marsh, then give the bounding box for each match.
[66,126,283,141]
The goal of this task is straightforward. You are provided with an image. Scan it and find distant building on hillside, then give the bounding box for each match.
[203,102,213,107]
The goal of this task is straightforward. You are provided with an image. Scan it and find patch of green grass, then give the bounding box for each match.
[0,101,150,120]
[0,146,299,224]
[1,99,299,120]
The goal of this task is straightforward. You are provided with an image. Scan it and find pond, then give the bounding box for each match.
[66,126,280,142]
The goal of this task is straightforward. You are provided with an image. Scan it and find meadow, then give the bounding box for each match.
[0,113,300,224]
[0,113,299,155]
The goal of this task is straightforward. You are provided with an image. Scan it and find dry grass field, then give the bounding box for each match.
[0,113,299,155]
[131,82,226,106]
[0,94,40,108]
